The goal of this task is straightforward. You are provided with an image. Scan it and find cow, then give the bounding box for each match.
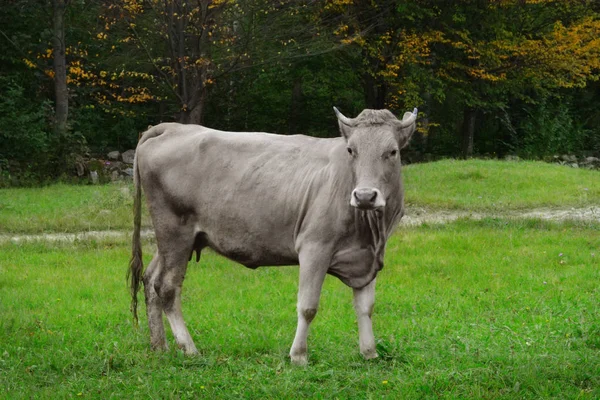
[128,107,418,365]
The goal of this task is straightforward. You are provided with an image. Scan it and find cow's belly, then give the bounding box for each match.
[203,228,299,269]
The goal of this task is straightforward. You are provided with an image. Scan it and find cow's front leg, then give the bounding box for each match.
[353,278,377,359]
[289,247,329,366]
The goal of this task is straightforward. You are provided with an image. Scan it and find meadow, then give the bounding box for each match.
[0,160,599,399]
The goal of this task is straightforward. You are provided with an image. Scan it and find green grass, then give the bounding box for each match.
[404,159,600,211]
[0,183,151,234]
[0,160,598,234]
[1,159,598,397]
[1,220,599,398]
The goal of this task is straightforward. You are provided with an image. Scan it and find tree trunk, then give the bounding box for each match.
[52,0,68,135]
[187,90,206,125]
[288,77,303,135]
[363,73,387,109]
[462,107,476,158]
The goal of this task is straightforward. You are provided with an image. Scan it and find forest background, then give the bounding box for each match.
[1,0,600,185]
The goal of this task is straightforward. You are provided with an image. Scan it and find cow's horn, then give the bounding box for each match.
[333,106,355,126]
[397,107,418,128]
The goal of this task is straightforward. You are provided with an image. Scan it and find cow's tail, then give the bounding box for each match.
[128,124,173,325]
[127,126,153,326]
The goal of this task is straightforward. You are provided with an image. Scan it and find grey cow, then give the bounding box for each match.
[128,107,418,365]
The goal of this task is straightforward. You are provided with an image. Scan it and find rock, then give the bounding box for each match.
[570,163,579,168]
[110,170,120,182]
[75,160,85,177]
[107,151,120,161]
[583,156,599,164]
[123,167,134,177]
[122,149,135,164]
[87,158,103,172]
[90,170,99,184]
[106,161,124,171]
[560,154,578,163]
[504,155,520,162]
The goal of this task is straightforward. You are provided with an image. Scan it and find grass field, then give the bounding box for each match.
[0,160,599,398]
[1,220,599,398]
[403,159,600,211]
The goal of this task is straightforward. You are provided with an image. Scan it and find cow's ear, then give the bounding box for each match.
[395,108,418,149]
[333,106,354,140]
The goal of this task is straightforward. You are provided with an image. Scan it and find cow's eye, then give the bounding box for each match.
[390,149,398,157]
[347,147,353,156]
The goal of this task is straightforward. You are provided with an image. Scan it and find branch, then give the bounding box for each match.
[0,29,49,74]
[127,22,183,104]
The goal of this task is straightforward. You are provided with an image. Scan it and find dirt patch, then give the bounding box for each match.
[0,229,155,244]
[400,206,600,226]
[1,206,598,243]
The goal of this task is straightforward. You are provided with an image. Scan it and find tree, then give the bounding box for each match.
[52,0,69,135]
[329,0,600,157]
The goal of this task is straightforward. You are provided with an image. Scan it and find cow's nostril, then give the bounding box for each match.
[369,191,377,202]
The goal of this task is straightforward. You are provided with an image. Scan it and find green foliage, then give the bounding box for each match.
[514,97,590,158]
[0,77,52,185]
[0,79,51,160]
[2,0,600,185]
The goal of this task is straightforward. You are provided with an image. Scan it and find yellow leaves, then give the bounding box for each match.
[467,68,506,82]
[325,0,353,11]
[495,0,556,5]
[341,35,364,46]
[97,32,108,40]
[209,0,230,9]
[488,17,600,88]
[123,0,143,15]
[68,61,95,80]
[23,58,36,69]
[333,24,349,36]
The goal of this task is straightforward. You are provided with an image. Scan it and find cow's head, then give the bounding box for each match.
[334,107,417,210]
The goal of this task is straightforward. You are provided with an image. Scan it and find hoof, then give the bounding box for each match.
[177,342,198,356]
[182,346,199,356]
[184,348,199,356]
[290,353,308,366]
[361,349,378,360]
[150,340,168,352]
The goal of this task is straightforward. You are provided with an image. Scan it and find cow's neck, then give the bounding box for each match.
[353,212,388,272]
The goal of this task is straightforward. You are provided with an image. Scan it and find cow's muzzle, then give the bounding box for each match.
[350,187,386,210]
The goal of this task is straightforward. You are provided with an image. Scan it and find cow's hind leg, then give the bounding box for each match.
[143,252,168,351]
[147,212,199,355]
[155,244,198,355]
[353,278,377,359]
